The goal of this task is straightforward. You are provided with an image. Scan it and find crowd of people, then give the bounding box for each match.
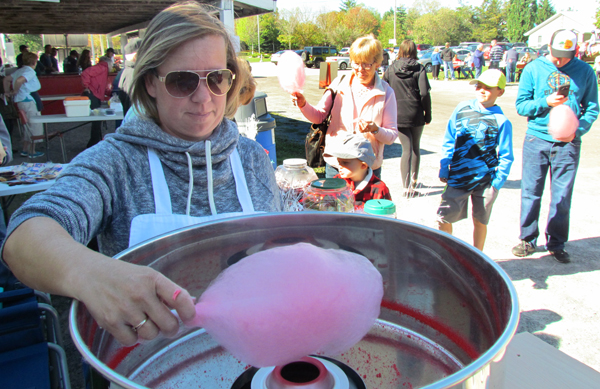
[0,1,597,371]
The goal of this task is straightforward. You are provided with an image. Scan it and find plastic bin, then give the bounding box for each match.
[235,91,277,169]
[63,96,90,117]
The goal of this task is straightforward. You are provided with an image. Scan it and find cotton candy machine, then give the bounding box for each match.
[70,213,519,389]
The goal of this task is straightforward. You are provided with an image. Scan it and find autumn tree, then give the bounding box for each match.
[260,12,282,52]
[277,9,302,50]
[379,6,408,46]
[472,0,507,42]
[536,0,556,25]
[506,0,537,43]
[339,0,357,12]
[235,16,259,53]
[412,7,473,45]
[6,34,43,54]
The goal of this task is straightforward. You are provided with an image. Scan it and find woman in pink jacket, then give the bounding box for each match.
[292,35,398,178]
[81,56,111,147]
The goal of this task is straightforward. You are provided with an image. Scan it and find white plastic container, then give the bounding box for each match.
[63,97,91,117]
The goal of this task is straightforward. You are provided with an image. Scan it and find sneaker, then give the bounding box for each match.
[20,151,28,157]
[27,151,45,159]
[549,249,571,264]
[512,241,535,257]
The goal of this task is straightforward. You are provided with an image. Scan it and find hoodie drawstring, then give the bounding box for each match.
[205,140,217,215]
[184,151,193,216]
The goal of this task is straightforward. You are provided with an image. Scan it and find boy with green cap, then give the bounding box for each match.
[437,69,514,250]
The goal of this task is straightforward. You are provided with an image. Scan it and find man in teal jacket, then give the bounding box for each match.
[512,30,599,263]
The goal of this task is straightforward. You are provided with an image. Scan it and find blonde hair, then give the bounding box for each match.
[349,34,383,65]
[22,52,38,67]
[131,1,241,124]
[235,58,256,108]
[434,47,440,53]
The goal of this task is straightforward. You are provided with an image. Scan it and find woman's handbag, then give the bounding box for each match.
[305,75,345,168]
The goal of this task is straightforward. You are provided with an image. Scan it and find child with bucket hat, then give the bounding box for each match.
[324,134,392,209]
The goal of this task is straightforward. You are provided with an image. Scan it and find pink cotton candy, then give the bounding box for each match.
[184,243,383,367]
[548,104,579,140]
[277,51,306,94]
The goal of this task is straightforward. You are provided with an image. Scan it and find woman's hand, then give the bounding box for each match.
[291,92,306,108]
[3,217,197,347]
[79,258,197,346]
[358,119,379,134]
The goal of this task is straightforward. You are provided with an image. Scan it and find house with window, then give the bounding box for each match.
[524,11,597,48]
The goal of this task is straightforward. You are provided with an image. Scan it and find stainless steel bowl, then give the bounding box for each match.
[70,213,519,389]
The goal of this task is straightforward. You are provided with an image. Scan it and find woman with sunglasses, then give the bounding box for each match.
[2,2,281,346]
[292,34,398,178]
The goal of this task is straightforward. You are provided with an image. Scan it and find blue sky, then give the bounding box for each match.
[274,0,597,17]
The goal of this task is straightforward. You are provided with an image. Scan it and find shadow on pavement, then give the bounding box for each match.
[518,309,563,348]
[497,236,600,289]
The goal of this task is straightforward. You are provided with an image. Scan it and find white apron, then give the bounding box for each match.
[128,144,257,247]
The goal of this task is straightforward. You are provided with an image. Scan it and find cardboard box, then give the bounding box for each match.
[63,96,90,117]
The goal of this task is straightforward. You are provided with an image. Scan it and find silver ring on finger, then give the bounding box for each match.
[132,317,148,332]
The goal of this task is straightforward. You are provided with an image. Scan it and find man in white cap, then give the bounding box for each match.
[512,29,599,263]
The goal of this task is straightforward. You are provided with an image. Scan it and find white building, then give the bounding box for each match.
[524,11,597,48]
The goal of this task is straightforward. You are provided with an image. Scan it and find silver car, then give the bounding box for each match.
[515,47,538,61]
[417,50,433,72]
[326,56,350,70]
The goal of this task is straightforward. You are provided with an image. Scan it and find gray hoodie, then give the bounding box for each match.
[4,116,281,257]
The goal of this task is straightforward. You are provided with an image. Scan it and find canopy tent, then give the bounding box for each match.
[1,0,276,35]
[1,0,276,65]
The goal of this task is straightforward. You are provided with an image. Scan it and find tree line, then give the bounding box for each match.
[236,0,599,53]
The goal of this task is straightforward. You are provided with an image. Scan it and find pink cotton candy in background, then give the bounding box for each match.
[183,242,383,367]
[277,51,306,94]
[548,104,579,140]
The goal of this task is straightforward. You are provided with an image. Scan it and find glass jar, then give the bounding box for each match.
[303,178,355,213]
[364,199,396,219]
[275,159,318,211]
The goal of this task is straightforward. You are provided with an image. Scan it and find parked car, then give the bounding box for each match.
[339,47,350,56]
[416,44,432,51]
[417,49,433,72]
[301,46,339,68]
[483,43,508,60]
[460,41,481,48]
[270,49,302,66]
[537,44,549,57]
[270,50,286,65]
[515,47,538,61]
[326,56,350,70]
[454,48,473,61]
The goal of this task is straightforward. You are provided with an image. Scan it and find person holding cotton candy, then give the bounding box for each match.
[513,29,599,264]
[2,2,281,347]
[290,34,398,179]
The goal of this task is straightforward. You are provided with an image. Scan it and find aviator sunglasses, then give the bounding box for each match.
[157,69,235,98]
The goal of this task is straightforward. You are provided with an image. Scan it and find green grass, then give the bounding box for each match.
[274,135,326,177]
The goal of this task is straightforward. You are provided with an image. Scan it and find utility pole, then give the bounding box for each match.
[257,15,261,61]
[393,0,397,45]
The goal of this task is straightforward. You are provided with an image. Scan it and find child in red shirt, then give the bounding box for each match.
[324,134,392,209]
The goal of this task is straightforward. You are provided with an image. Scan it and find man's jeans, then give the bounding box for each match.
[519,135,581,251]
[506,60,517,83]
[475,66,483,79]
[443,61,455,80]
